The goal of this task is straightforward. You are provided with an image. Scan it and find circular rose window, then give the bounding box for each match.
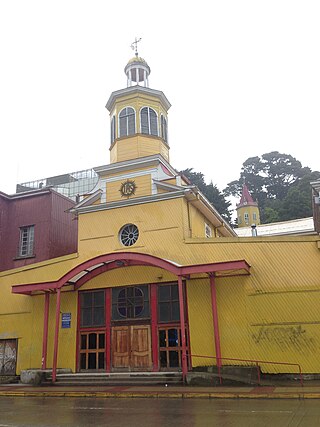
[119,223,139,246]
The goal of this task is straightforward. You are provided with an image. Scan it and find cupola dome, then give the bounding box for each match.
[124,55,151,87]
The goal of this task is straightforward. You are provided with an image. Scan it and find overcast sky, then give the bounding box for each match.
[0,0,319,196]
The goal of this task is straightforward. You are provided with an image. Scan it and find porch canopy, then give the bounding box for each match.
[11,251,250,295]
[11,252,250,382]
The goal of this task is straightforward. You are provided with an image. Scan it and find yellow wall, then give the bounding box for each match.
[77,197,186,259]
[187,203,216,238]
[29,291,78,372]
[0,282,33,373]
[187,279,215,366]
[110,135,169,163]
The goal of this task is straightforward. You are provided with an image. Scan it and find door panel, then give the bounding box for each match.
[112,326,130,368]
[111,325,152,370]
[131,325,152,369]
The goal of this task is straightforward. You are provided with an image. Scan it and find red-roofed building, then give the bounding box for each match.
[236,184,260,228]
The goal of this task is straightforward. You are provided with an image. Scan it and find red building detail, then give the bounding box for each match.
[0,189,77,272]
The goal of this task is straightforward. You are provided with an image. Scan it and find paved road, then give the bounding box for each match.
[0,397,319,426]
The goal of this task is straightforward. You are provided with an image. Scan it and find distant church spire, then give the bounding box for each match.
[236,184,260,228]
[238,183,256,206]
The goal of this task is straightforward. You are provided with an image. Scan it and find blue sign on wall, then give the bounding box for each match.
[61,312,71,328]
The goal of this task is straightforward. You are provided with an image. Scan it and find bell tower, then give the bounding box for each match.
[106,39,171,164]
[236,184,261,228]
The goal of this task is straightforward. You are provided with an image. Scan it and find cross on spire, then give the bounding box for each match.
[130,37,142,57]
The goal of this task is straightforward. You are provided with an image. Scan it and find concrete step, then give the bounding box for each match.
[46,372,183,386]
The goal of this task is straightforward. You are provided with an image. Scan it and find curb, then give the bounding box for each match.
[0,390,320,399]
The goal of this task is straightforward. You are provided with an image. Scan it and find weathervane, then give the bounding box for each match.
[130,37,142,57]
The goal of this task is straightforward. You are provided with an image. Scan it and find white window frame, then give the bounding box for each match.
[205,223,212,238]
[19,225,34,257]
[119,107,136,138]
[110,115,116,145]
[140,107,158,136]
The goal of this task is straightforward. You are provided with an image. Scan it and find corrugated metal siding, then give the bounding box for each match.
[50,192,77,259]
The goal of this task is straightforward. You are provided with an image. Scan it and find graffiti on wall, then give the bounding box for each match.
[252,324,317,354]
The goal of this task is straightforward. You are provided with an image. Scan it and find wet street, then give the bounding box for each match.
[0,397,319,426]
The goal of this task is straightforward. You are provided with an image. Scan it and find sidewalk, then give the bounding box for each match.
[0,383,320,399]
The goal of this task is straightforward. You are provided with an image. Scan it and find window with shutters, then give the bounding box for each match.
[140,107,158,136]
[119,107,135,137]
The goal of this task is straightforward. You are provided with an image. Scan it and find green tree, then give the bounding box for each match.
[181,169,232,222]
[224,151,320,223]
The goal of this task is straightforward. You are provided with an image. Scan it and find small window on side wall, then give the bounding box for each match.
[19,225,34,257]
[205,223,212,238]
[244,212,249,224]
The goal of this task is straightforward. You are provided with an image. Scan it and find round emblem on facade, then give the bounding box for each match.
[120,180,136,197]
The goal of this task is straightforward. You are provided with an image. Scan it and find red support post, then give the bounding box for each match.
[178,276,187,381]
[210,275,222,384]
[41,292,50,370]
[105,288,111,373]
[52,288,61,383]
[150,284,159,372]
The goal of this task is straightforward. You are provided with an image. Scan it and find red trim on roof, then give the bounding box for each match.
[11,252,250,295]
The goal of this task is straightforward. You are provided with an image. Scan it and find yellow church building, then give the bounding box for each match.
[1,50,320,384]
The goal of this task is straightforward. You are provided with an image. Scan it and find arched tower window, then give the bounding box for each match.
[119,107,136,138]
[110,116,116,145]
[140,107,158,136]
[161,115,168,143]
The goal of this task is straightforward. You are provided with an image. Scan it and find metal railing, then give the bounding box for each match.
[190,354,304,387]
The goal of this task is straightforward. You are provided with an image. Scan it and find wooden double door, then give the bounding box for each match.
[112,324,152,371]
